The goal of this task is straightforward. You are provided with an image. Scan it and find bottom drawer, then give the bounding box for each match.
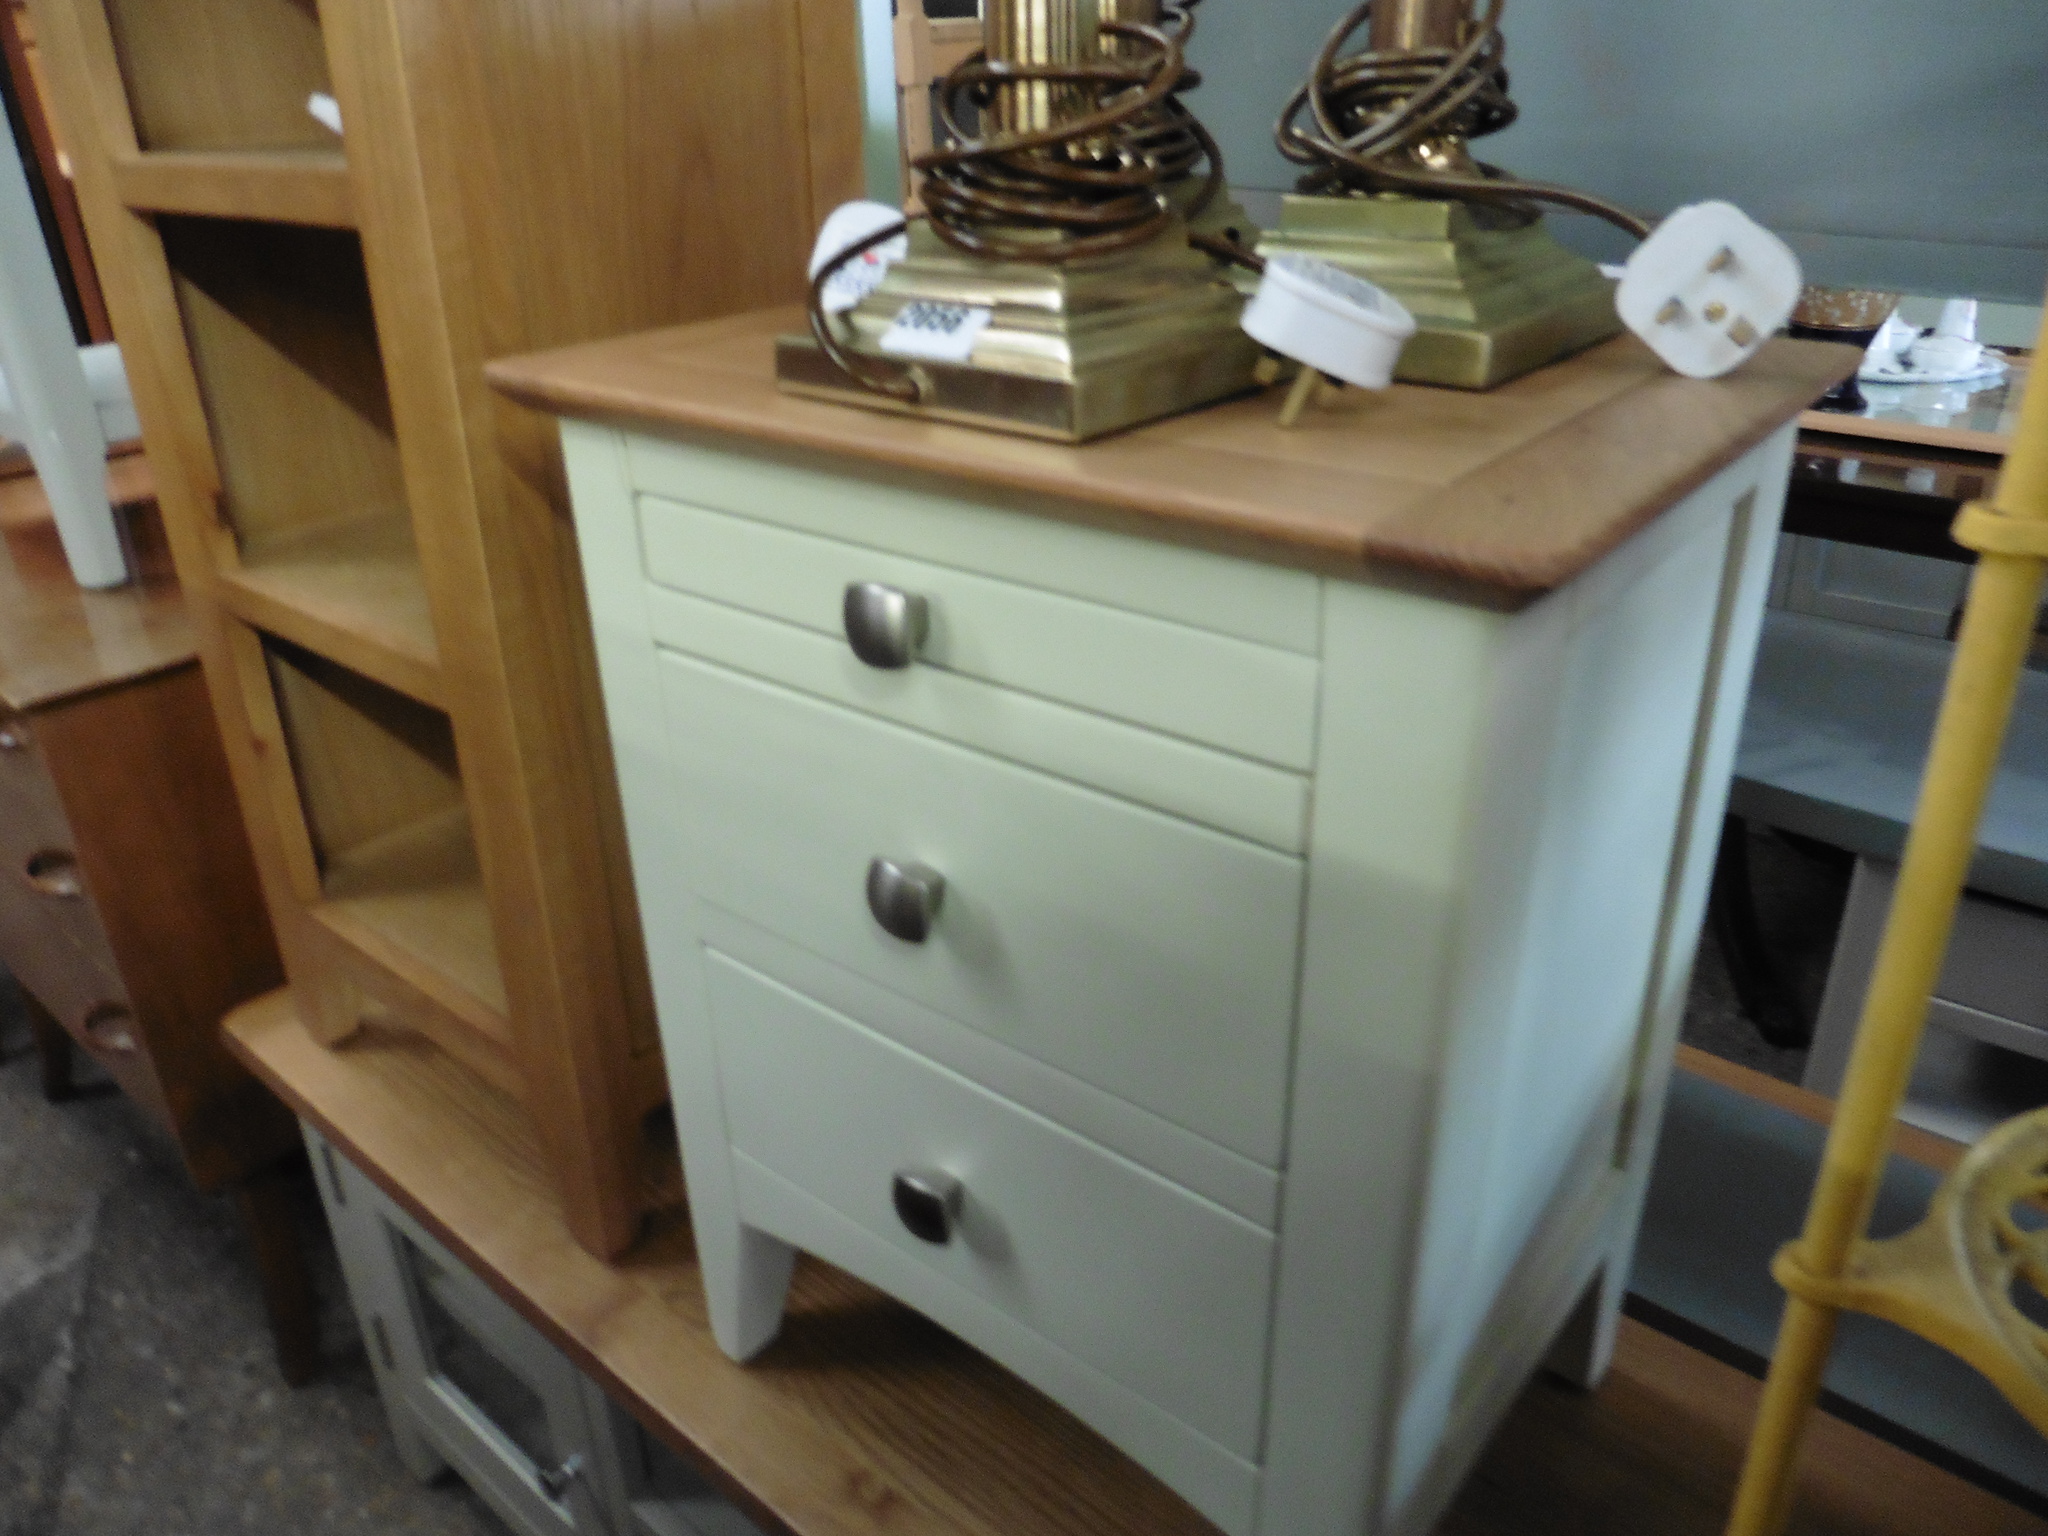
[705,948,1275,1462]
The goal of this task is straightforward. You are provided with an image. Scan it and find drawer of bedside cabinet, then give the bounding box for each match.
[659,651,1305,1167]
[0,712,76,867]
[637,493,1321,771]
[706,948,1276,1461]
[0,885,162,1118]
[0,805,123,987]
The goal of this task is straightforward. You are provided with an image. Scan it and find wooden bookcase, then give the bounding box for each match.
[27,0,863,1257]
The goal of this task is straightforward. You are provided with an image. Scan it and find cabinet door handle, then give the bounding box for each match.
[843,581,929,669]
[892,1168,963,1246]
[0,722,26,752]
[24,850,83,899]
[866,857,944,943]
[537,1452,586,1501]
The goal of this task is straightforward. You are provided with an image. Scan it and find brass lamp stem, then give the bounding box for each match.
[1367,0,1467,52]
[985,0,1102,133]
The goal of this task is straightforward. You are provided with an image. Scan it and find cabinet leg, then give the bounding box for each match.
[303,972,368,1047]
[388,1406,448,1484]
[233,1161,323,1387]
[705,1221,797,1362]
[22,992,75,1101]
[1544,1262,1622,1390]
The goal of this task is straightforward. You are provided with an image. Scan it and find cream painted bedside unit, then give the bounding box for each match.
[488,313,1851,1536]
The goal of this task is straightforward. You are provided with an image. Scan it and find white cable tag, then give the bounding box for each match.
[810,201,909,315]
[879,301,994,364]
[820,248,901,315]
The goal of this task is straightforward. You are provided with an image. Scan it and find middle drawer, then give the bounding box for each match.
[658,651,1306,1167]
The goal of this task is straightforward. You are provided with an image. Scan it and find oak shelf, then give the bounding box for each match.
[316,804,514,1092]
[113,147,354,228]
[217,515,442,708]
[251,638,508,1075]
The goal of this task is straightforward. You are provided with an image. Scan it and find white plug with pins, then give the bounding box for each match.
[1615,201,1803,380]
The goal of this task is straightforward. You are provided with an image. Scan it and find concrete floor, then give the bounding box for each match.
[0,822,1848,1536]
[0,977,497,1536]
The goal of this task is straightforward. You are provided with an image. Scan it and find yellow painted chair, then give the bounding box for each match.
[1730,299,2048,1534]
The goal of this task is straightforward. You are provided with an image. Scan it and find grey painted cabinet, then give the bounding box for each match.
[305,1124,764,1536]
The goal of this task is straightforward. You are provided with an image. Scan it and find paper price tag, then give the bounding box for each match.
[879,301,994,364]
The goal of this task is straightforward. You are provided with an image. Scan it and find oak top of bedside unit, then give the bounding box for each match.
[0,460,194,712]
[487,307,1855,598]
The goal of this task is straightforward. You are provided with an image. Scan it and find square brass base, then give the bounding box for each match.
[775,222,1265,443]
[1258,194,1623,390]
[774,330,1265,443]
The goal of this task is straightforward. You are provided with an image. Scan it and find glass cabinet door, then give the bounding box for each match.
[387,1227,611,1535]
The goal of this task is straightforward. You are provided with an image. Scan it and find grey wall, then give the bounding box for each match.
[1184,0,2048,302]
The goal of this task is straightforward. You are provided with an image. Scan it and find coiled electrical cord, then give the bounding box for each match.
[807,0,1226,401]
[1275,0,1651,239]
[920,0,1222,261]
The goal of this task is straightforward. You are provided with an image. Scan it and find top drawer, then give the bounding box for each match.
[629,441,1322,771]
[0,713,75,868]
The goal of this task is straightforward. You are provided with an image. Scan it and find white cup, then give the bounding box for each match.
[1908,333,1986,376]
[1935,298,1978,341]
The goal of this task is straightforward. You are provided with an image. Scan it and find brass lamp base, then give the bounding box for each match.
[1257,193,1622,389]
[776,222,1263,443]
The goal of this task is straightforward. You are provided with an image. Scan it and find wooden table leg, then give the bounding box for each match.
[233,1159,322,1388]
[22,991,75,1101]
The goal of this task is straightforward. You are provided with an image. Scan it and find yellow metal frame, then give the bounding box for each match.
[1728,299,2048,1535]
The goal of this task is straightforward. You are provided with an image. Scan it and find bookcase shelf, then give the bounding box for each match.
[254,636,512,1088]
[31,0,864,1259]
[319,806,505,1020]
[114,148,354,228]
[216,514,441,708]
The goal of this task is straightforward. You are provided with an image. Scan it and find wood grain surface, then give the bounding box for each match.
[98,0,332,152]
[0,475,190,711]
[29,0,862,1259]
[2,0,110,338]
[314,0,865,1256]
[227,992,2047,1536]
[35,663,291,1188]
[112,147,355,228]
[487,309,1855,599]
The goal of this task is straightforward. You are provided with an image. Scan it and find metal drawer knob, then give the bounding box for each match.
[83,1002,137,1056]
[24,850,83,899]
[843,581,929,670]
[866,857,944,943]
[892,1168,963,1246]
[0,724,25,752]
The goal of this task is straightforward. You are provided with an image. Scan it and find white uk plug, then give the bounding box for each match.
[1615,201,1801,380]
